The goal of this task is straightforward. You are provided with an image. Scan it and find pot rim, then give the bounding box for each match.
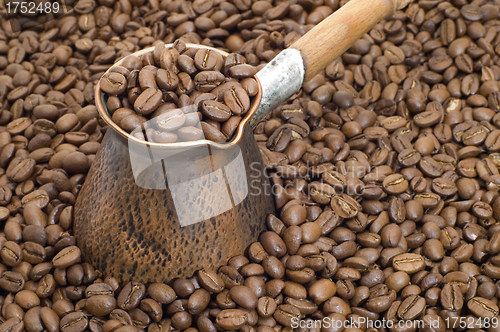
[95,43,262,150]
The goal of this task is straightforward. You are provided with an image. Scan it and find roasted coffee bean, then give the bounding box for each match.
[198,268,224,293]
[156,109,186,132]
[215,309,248,330]
[194,71,225,92]
[273,304,300,327]
[100,72,127,95]
[117,282,146,310]
[156,69,179,91]
[59,311,88,332]
[0,271,25,293]
[134,88,163,115]
[383,174,408,194]
[52,246,81,268]
[392,253,425,274]
[200,100,232,122]
[194,49,223,71]
[145,283,175,305]
[187,289,210,315]
[467,297,499,318]
[330,194,360,218]
[440,283,463,311]
[224,86,250,115]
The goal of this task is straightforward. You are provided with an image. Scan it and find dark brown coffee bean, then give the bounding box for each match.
[0,271,25,293]
[6,158,36,183]
[216,309,247,330]
[187,289,210,315]
[224,86,250,115]
[397,295,425,320]
[194,71,225,92]
[383,174,408,194]
[1,241,22,267]
[330,194,360,218]
[86,295,117,316]
[101,72,127,95]
[194,49,223,71]
[52,246,81,268]
[260,231,286,257]
[201,122,226,142]
[198,268,224,293]
[432,177,457,196]
[134,88,162,115]
[273,304,300,327]
[467,297,499,318]
[440,283,463,312]
[309,279,336,304]
[156,69,179,91]
[229,285,257,309]
[112,284,143,313]
[60,311,88,332]
[392,253,424,274]
[200,100,232,122]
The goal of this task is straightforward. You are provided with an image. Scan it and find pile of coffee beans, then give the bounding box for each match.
[1,0,500,331]
[100,40,259,143]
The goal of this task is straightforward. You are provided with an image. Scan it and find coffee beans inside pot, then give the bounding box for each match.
[101,42,256,143]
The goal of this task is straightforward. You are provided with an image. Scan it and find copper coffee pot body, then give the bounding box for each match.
[75,119,274,283]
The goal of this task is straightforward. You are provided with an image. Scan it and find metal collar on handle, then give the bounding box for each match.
[249,49,306,128]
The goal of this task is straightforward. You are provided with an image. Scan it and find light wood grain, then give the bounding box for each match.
[290,0,403,82]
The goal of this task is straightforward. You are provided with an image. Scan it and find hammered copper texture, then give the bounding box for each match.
[75,125,274,283]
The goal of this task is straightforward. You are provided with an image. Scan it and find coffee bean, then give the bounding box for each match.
[194,71,225,92]
[440,283,463,311]
[467,297,499,318]
[156,69,179,91]
[134,88,163,115]
[194,49,223,71]
[330,194,360,218]
[0,271,25,293]
[200,100,232,122]
[382,174,409,194]
[52,246,81,268]
[60,311,88,332]
[229,285,257,309]
[156,109,186,131]
[187,289,210,315]
[6,158,36,183]
[116,282,146,310]
[397,295,425,320]
[224,86,250,115]
[198,268,224,293]
[308,279,336,304]
[273,304,300,327]
[101,73,127,95]
[86,295,117,316]
[216,309,247,330]
[392,253,425,274]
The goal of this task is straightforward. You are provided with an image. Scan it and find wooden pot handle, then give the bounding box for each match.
[290,0,409,82]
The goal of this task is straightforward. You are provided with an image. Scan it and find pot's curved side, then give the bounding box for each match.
[74,124,274,283]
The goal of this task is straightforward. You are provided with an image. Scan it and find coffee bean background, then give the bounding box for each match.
[2,0,500,331]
